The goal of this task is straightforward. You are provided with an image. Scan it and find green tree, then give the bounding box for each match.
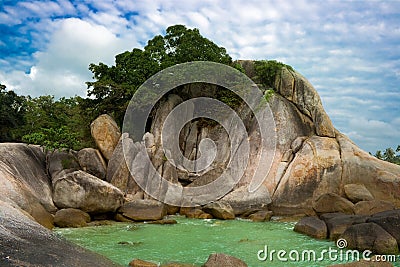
[254,60,294,89]
[375,150,383,160]
[22,126,80,152]
[0,84,27,141]
[85,24,233,126]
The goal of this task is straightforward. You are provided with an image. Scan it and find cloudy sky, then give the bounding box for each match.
[0,0,399,153]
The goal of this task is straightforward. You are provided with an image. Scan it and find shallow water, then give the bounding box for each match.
[55,216,400,267]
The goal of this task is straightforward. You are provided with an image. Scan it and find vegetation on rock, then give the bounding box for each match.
[1,24,295,150]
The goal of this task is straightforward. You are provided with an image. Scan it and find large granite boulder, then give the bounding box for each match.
[54,208,91,228]
[0,200,120,267]
[47,150,80,180]
[91,114,121,161]
[354,200,395,215]
[344,184,374,203]
[106,133,140,194]
[325,214,368,240]
[367,209,400,246]
[0,143,56,228]
[118,199,166,221]
[221,185,271,216]
[294,216,328,239]
[313,193,355,214]
[53,170,124,213]
[274,67,335,137]
[77,148,107,180]
[340,223,399,255]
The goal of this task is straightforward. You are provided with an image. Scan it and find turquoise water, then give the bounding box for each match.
[55,216,399,267]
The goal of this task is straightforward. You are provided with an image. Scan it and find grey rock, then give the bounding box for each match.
[77,148,107,180]
[221,185,271,216]
[119,199,166,221]
[325,214,368,240]
[367,209,400,245]
[354,200,395,215]
[53,170,124,213]
[0,200,120,267]
[340,222,399,255]
[203,253,247,267]
[294,216,328,239]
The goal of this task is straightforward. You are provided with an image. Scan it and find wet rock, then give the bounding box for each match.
[248,210,273,222]
[119,199,166,221]
[294,216,328,239]
[202,201,235,220]
[367,209,400,246]
[354,200,395,215]
[0,200,119,267]
[203,253,247,267]
[147,219,177,225]
[325,214,368,240]
[340,223,399,255]
[221,185,271,216]
[54,208,91,228]
[129,259,158,267]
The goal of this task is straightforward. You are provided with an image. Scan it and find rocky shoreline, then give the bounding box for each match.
[1,62,400,266]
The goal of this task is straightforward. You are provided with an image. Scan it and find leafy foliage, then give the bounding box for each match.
[0,84,26,141]
[22,126,80,151]
[254,60,294,89]
[85,25,233,125]
[374,145,400,165]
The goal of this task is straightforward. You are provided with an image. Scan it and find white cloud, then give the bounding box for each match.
[1,17,138,97]
[0,0,399,153]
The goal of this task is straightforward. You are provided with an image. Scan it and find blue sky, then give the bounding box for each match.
[0,0,399,153]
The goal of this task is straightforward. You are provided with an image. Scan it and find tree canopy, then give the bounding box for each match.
[85,25,233,125]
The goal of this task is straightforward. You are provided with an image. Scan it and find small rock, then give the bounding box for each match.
[319,212,346,222]
[54,208,91,228]
[147,219,177,225]
[294,216,327,239]
[344,184,374,203]
[160,263,196,267]
[181,208,212,219]
[313,193,355,214]
[248,210,273,222]
[202,201,235,220]
[203,253,247,267]
[340,222,399,255]
[354,200,395,215]
[129,259,157,267]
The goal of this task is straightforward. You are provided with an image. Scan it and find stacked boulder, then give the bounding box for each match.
[294,191,400,255]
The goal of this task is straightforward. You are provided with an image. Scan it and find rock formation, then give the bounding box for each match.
[0,60,399,266]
